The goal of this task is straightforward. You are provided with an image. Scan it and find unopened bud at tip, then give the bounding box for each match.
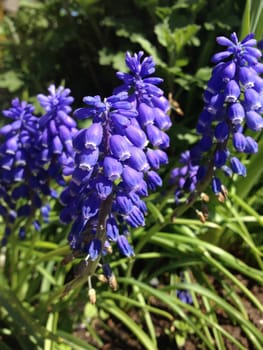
[88,288,96,304]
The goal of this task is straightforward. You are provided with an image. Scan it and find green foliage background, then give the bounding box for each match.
[1,0,263,349]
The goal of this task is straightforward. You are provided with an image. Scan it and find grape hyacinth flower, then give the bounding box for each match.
[0,86,77,244]
[171,32,263,204]
[37,84,78,182]
[0,99,53,243]
[170,150,199,204]
[175,272,193,304]
[60,51,171,276]
[176,289,193,304]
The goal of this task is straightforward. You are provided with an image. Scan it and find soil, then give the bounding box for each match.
[74,274,263,350]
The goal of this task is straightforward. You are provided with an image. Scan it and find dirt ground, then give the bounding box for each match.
[75,274,263,350]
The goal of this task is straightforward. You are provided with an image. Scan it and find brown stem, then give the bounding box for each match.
[81,193,114,277]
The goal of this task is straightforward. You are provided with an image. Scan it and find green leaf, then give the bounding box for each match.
[0,286,59,347]
[56,331,98,350]
[133,285,157,347]
[100,291,173,320]
[173,24,201,53]
[98,49,127,71]
[250,0,263,39]
[195,67,212,82]
[149,232,263,284]
[240,0,263,39]
[118,277,247,350]
[44,312,58,350]
[0,71,23,92]
[154,21,172,49]
[229,192,263,225]
[240,0,251,38]
[147,202,164,223]
[155,20,200,55]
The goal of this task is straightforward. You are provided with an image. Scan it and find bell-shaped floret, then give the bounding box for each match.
[76,148,99,171]
[115,194,133,215]
[146,170,162,190]
[92,175,113,200]
[109,135,131,161]
[244,136,258,153]
[239,66,256,89]
[214,122,229,142]
[117,235,134,257]
[85,123,103,150]
[121,166,144,192]
[106,215,119,241]
[128,147,150,172]
[245,111,263,131]
[212,177,222,194]
[85,239,102,261]
[125,125,148,148]
[214,149,228,167]
[138,103,155,126]
[153,108,172,130]
[224,80,240,103]
[82,196,100,220]
[233,132,247,152]
[146,148,168,169]
[244,89,261,111]
[228,103,245,125]
[230,157,246,176]
[103,156,123,181]
[125,206,145,227]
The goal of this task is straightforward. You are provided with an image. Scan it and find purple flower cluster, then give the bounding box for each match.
[170,151,199,203]
[176,289,193,304]
[37,85,77,182]
[171,33,263,200]
[0,86,76,244]
[60,51,171,263]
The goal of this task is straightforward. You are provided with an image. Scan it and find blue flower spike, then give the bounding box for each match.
[171,32,263,210]
[0,86,77,244]
[60,51,171,276]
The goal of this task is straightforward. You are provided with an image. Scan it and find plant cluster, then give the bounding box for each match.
[1,1,263,350]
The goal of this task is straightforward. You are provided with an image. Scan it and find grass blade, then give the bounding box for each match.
[100,300,158,350]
